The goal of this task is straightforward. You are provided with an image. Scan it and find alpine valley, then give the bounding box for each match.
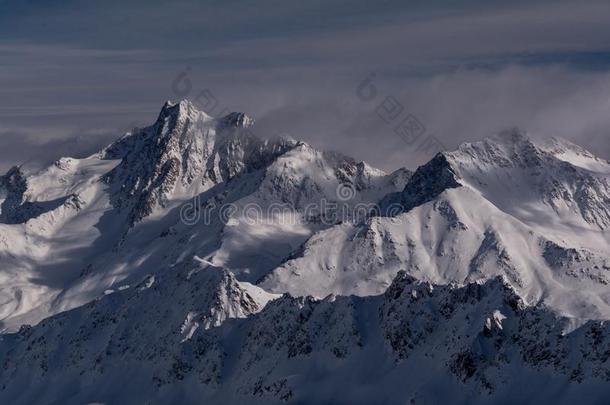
[0,100,609,404]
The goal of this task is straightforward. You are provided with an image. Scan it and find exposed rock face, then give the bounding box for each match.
[0,166,28,223]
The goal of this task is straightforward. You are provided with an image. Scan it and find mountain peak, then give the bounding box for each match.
[101,100,297,226]
[158,99,213,123]
[220,111,255,129]
[453,129,604,169]
[487,130,598,164]
[159,100,255,130]
[441,129,610,232]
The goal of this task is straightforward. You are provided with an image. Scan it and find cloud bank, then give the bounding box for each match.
[1,0,609,173]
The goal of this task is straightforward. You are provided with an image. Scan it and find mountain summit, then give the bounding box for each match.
[101,100,294,225]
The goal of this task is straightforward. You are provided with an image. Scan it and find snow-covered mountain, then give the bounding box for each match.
[262,129,610,319]
[0,101,609,404]
[0,100,409,331]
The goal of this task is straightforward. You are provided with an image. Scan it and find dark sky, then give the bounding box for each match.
[1,0,610,173]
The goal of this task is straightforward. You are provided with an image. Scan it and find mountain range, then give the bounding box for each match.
[0,100,609,404]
